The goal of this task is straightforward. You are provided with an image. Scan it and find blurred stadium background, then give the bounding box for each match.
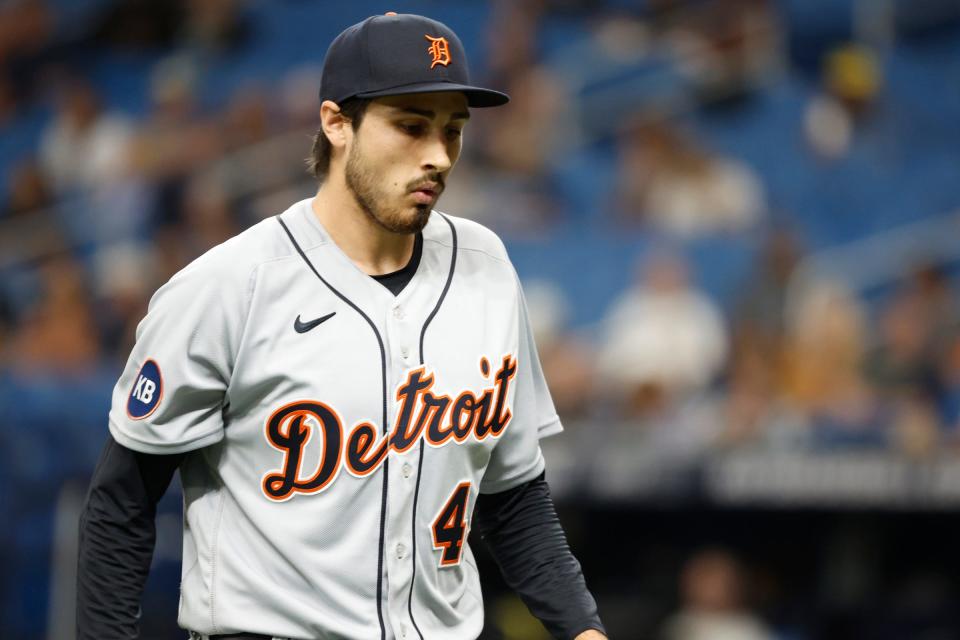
[2,0,960,638]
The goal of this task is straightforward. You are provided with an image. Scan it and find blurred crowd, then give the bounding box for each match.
[2,0,960,636]
[0,0,957,482]
[533,237,960,461]
[2,0,957,460]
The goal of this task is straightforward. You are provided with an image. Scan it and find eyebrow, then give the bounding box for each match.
[393,106,471,121]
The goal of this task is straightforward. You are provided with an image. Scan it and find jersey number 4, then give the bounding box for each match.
[431,482,471,567]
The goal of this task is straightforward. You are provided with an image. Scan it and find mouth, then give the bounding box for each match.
[410,181,442,206]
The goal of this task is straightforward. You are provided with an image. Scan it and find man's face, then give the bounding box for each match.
[344,92,469,234]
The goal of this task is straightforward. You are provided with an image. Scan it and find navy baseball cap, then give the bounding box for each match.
[319,12,509,108]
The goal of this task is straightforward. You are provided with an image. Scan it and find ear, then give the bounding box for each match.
[320,100,351,150]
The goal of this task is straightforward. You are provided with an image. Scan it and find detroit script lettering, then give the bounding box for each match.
[262,355,518,501]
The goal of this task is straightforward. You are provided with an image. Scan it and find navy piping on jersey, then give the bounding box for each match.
[407,213,458,639]
[276,217,389,640]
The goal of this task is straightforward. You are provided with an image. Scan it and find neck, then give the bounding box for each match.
[312,176,416,276]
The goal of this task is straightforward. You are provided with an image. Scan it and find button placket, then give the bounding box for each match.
[389,302,413,366]
[382,297,426,639]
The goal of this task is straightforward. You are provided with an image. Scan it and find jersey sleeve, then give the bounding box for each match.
[108,254,252,454]
[480,277,563,494]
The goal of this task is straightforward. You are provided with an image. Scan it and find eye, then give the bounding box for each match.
[399,122,425,136]
[446,127,463,140]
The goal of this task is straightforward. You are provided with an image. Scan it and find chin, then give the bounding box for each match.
[405,206,432,233]
[381,206,431,235]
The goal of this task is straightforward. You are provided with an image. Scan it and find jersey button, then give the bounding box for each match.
[400,346,410,359]
[392,306,405,320]
[396,543,406,559]
[402,463,412,478]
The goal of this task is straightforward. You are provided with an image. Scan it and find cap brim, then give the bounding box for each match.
[355,81,510,108]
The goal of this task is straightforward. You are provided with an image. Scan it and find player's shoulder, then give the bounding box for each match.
[163,200,305,291]
[428,212,511,265]
[178,203,301,272]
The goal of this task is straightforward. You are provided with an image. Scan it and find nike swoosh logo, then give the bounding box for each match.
[294,312,336,333]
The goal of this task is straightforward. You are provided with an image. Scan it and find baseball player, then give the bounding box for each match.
[78,12,606,640]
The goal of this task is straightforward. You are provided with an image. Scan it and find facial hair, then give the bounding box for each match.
[345,141,437,235]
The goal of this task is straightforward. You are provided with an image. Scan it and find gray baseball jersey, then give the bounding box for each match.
[109,198,562,639]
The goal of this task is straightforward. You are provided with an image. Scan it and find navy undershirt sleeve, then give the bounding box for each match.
[474,473,606,639]
[77,435,183,639]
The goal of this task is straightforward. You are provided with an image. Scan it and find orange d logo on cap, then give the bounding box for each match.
[425,35,451,68]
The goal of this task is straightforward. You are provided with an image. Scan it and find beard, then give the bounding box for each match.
[345,142,438,235]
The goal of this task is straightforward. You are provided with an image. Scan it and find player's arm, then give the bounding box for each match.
[474,471,607,640]
[76,232,246,637]
[77,434,183,639]
[474,265,606,637]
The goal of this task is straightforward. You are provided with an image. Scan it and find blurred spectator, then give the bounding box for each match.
[153,224,195,284]
[718,228,808,447]
[597,252,727,414]
[938,333,960,434]
[782,280,879,445]
[129,54,223,230]
[718,227,808,448]
[721,337,809,449]
[734,226,802,353]
[888,393,941,459]
[278,64,325,127]
[723,228,808,446]
[0,0,54,65]
[0,159,62,322]
[3,158,52,217]
[130,54,218,182]
[438,160,565,236]
[6,257,101,374]
[864,265,958,406]
[910,263,960,351]
[0,73,18,126]
[223,85,272,151]
[863,289,937,399]
[179,0,251,53]
[90,242,157,361]
[615,115,765,236]
[661,548,772,640]
[485,0,542,87]
[803,44,882,160]
[92,0,247,55]
[522,279,596,420]
[39,76,155,245]
[178,173,240,259]
[661,0,782,107]
[38,78,134,196]
[549,13,681,140]
[480,64,567,178]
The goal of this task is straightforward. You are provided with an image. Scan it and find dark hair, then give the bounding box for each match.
[307,98,371,182]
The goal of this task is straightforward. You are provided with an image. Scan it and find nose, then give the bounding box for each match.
[421,134,454,174]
